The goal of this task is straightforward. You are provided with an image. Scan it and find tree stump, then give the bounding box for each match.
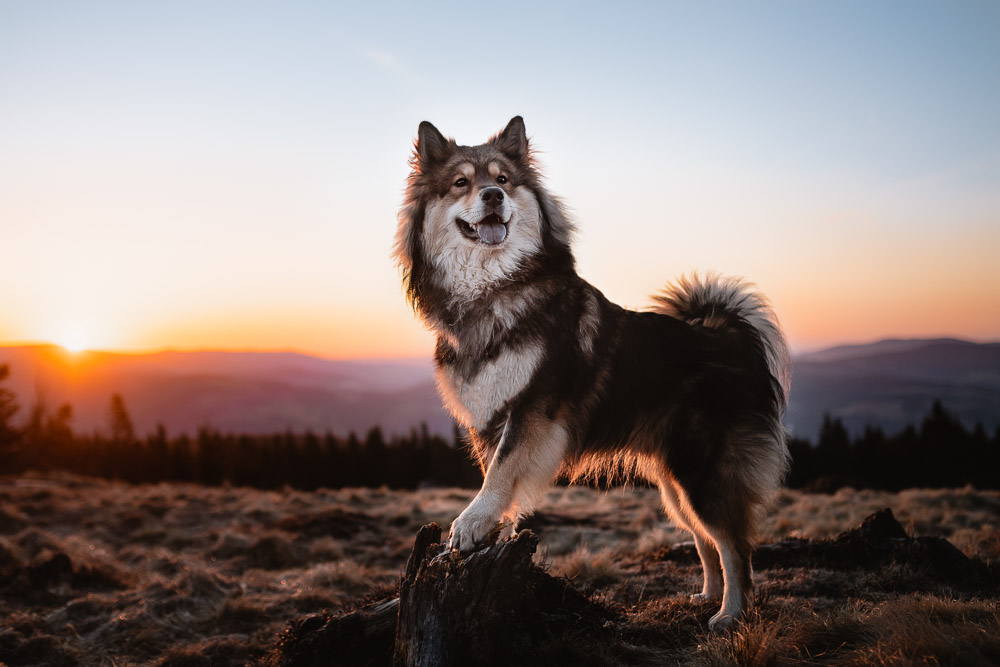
[264,598,400,667]
[261,522,612,667]
[393,523,538,667]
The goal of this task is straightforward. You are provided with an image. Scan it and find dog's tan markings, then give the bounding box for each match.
[449,415,569,552]
[419,187,544,305]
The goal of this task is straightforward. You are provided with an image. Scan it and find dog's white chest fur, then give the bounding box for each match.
[435,342,543,430]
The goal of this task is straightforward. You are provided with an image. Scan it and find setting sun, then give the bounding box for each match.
[56,328,91,353]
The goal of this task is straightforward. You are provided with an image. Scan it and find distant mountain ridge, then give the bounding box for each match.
[0,345,448,438]
[1,338,998,440]
[789,338,1000,438]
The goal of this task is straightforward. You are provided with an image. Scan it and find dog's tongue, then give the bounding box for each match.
[477,221,507,245]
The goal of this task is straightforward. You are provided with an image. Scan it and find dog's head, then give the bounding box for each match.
[394,117,574,313]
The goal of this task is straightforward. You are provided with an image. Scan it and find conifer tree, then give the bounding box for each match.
[0,364,21,465]
[108,393,136,444]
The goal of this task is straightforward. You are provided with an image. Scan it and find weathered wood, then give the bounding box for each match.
[262,597,399,667]
[260,522,613,667]
[389,522,615,666]
[394,523,540,667]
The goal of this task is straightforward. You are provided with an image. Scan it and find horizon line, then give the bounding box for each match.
[2,335,998,362]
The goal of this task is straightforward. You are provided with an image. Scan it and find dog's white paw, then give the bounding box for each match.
[708,609,740,632]
[449,501,500,552]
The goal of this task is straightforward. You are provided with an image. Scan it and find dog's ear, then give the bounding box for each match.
[493,116,528,161]
[417,121,452,167]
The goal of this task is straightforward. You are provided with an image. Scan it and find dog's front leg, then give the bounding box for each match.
[449,414,568,552]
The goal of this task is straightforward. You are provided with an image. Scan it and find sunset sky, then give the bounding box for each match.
[2,1,999,359]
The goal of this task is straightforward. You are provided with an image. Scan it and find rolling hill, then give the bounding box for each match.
[788,338,1000,438]
[0,346,449,438]
[1,338,998,440]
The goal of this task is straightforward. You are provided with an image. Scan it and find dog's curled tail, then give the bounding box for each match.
[652,273,791,407]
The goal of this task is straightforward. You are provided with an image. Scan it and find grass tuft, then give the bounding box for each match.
[550,545,624,588]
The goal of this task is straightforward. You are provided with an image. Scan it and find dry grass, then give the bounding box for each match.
[549,545,623,588]
[1,472,998,665]
[686,596,1000,666]
[765,486,1000,560]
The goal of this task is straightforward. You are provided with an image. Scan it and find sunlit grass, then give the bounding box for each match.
[1,473,998,665]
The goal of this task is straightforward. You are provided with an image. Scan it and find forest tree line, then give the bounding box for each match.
[1,363,998,492]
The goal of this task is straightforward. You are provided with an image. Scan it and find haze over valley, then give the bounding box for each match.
[2,338,997,441]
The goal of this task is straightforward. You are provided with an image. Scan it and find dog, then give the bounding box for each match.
[393,117,790,630]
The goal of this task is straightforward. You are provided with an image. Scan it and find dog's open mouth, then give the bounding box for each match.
[456,213,508,246]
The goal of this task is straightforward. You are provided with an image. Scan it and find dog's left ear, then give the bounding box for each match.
[493,116,528,161]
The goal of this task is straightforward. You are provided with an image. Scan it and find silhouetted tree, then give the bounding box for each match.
[45,403,75,470]
[145,422,170,483]
[20,393,50,470]
[108,394,136,444]
[363,426,388,486]
[0,364,20,466]
[2,374,990,493]
[818,414,850,451]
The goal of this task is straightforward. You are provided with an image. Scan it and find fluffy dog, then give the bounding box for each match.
[393,117,790,630]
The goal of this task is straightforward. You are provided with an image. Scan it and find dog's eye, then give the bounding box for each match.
[497,175,508,185]
[454,178,468,188]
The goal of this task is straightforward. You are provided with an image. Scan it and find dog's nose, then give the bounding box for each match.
[480,187,504,207]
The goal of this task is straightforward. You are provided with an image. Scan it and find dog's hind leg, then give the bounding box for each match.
[657,475,723,602]
[677,484,756,631]
[691,533,725,602]
[701,524,753,631]
[449,414,568,552]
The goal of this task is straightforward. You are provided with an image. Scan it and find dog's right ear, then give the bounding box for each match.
[416,121,452,167]
[493,116,528,161]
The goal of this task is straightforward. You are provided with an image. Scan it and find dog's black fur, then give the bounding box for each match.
[394,117,790,630]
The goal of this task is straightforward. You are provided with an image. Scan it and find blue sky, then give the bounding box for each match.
[1,1,998,356]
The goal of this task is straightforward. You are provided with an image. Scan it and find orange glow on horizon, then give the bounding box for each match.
[2,222,997,360]
[3,277,998,361]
